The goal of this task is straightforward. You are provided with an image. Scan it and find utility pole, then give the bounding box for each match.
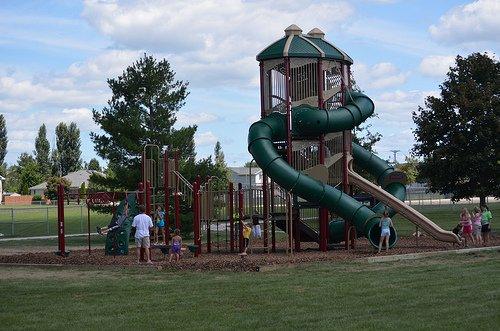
[390,150,401,165]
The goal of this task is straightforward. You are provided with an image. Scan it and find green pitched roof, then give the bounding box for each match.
[256,30,353,64]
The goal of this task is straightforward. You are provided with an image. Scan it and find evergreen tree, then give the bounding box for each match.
[91,54,192,190]
[87,158,101,171]
[54,122,82,176]
[66,122,82,173]
[412,53,499,204]
[0,114,7,165]
[213,141,230,189]
[214,141,225,165]
[4,164,20,193]
[34,124,51,177]
[50,149,60,176]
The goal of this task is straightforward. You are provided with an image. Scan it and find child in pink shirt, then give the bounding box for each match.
[471,207,482,246]
[460,208,474,247]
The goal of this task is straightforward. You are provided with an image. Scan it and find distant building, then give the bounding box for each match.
[29,170,101,196]
[229,167,263,188]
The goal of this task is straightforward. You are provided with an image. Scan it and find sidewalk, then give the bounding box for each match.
[367,245,500,263]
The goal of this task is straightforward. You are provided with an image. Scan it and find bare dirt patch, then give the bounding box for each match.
[0,236,498,272]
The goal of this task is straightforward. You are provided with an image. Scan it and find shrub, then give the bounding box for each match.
[45,176,72,200]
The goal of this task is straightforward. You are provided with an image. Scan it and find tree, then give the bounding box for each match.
[4,165,20,193]
[412,53,499,204]
[16,153,43,195]
[45,176,71,200]
[87,158,101,172]
[34,124,51,178]
[54,122,82,176]
[213,141,230,189]
[352,123,382,152]
[91,54,192,190]
[0,114,7,165]
[397,156,420,184]
[18,162,43,195]
[50,149,60,176]
[79,182,87,200]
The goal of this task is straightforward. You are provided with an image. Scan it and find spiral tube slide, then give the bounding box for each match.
[248,91,398,247]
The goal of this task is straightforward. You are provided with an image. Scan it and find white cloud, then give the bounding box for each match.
[419,55,456,77]
[67,50,143,80]
[346,18,448,57]
[194,131,218,147]
[367,0,398,3]
[0,49,146,114]
[3,108,98,157]
[82,0,354,87]
[369,89,438,131]
[353,62,408,90]
[247,114,260,124]
[429,0,500,44]
[7,140,33,154]
[176,111,218,126]
[368,90,438,161]
[0,75,108,113]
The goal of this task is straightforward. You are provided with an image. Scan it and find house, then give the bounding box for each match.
[29,170,100,196]
[229,167,263,188]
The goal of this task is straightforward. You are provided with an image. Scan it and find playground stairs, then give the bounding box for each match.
[272,212,319,243]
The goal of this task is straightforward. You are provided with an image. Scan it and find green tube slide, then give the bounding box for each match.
[248,91,401,248]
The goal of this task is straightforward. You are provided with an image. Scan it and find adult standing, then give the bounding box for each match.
[132,205,153,264]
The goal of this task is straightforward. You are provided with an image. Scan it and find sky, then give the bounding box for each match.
[0,0,499,168]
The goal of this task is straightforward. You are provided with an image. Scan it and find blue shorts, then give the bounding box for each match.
[381,228,391,237]
[172,243,181,254]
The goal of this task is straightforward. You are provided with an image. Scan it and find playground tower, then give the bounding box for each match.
[256,25,354,251]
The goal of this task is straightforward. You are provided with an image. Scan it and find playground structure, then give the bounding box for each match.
[246,25,460,252]
[56,25,461,259]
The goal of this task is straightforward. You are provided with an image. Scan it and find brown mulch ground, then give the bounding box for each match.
[0,236,498,272]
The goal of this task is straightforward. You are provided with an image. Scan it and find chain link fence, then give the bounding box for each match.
[0,205,111,238]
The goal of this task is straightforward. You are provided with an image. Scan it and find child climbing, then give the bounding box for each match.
[481,205,493,245]
[460,208,474,247]
[378,211,393,253]
[154,206,166,245]
[241,221,252,255]
[169,229,182,262]
[97,201,129,236]
[252,212,262,239]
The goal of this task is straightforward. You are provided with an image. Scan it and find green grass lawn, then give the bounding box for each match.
[393,203,499,236]
[0,205,111,237]
[0,251,498,330]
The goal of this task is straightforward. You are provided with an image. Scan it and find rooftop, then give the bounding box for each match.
[29,170,103,190]
[229,167,262,176]
[257,25,353,63]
